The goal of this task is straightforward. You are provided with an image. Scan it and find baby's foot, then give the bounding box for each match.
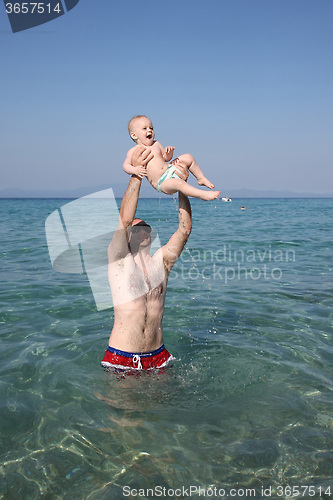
[200,190,220,201]
[197,176,215,189]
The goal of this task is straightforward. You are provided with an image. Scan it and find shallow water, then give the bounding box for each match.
[0,197,333,499]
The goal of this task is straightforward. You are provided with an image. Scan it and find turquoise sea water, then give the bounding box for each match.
[1,197,333,499]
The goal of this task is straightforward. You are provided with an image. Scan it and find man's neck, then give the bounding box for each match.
[132,247,150,260]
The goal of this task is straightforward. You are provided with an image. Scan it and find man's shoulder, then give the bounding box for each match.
[153,244,174,272]
[109,252,134,270]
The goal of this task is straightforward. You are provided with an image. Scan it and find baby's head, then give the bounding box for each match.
[128,115,155,146]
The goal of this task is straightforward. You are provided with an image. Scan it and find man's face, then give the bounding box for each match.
[131,117,155,146]
[129,220,152,248]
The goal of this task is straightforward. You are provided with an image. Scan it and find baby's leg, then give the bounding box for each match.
[160,178,220,201]
[177,154,215,189]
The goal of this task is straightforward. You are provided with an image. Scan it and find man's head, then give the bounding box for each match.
[129,218,152,251]
[128,116,155,146]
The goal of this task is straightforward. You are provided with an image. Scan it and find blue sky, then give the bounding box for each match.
[1,0,333,194]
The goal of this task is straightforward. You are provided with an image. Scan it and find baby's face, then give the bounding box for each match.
[131,117,155,146]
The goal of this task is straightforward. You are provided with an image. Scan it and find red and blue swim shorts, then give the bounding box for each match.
[101,344,174,371]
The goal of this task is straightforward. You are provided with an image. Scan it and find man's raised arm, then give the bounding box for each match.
[162,191,192,272]
[119,146,153,229]
[108,146,153,262]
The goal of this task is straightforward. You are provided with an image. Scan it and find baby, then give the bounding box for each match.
[123,115,220,201]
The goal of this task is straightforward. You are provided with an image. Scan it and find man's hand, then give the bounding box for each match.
[131,145,154,168]
[129,164,148,179]
[173,158,189,182]
[138,166,148,179]
[118,148,150,229]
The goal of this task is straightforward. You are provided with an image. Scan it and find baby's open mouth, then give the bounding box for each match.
[146,133,152,139]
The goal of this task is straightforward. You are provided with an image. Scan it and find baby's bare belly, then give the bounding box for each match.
[147,157,171,187]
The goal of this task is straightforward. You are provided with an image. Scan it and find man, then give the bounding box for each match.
[101,146,192,371]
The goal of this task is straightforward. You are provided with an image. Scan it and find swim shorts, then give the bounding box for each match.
[156,163,181,193]
[101,344,174,371]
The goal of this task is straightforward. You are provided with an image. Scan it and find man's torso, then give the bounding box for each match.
[108,251,168,352]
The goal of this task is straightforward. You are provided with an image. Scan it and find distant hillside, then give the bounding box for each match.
[221,188,333,198]
[0,185,332,199]
[0,183,159,199]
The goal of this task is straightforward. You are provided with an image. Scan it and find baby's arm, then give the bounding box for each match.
[123,147,148,178]
[153,141,175,163]
[162,145,175,163]
[123,147,139,175]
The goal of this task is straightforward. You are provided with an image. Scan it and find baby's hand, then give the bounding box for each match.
[163,146,175,162]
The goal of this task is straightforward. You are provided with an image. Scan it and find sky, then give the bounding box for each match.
[1,0,333,195]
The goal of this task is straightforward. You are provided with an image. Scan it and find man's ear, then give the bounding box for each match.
[130,132,138,142]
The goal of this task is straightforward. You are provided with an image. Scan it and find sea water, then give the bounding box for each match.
[0,197,332,499]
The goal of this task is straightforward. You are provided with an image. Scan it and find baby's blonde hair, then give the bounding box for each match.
[128,115,149,143]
